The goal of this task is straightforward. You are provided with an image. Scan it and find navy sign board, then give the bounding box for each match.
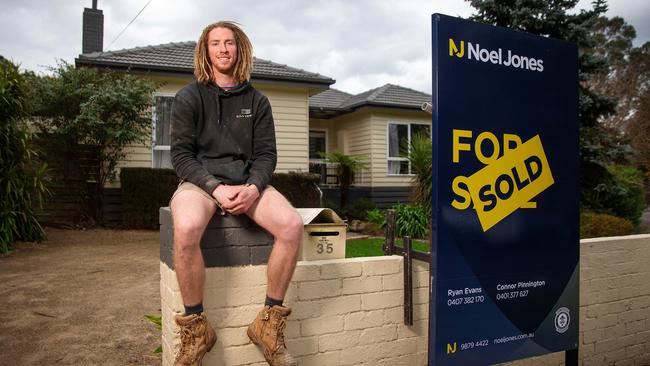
[429,14,579,365]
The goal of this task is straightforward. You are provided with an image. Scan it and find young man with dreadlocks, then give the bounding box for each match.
[169,21,302,366]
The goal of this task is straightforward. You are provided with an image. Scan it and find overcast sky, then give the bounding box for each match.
[1,0,649,94]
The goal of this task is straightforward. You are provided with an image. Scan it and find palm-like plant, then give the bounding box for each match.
[321,150,368,208]
[408,132,432,215]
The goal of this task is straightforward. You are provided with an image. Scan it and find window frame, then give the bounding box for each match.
[308,128,328,165]
[152,92,176,169]
[386,121,431,176]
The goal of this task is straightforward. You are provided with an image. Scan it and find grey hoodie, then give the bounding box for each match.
[170,80,277,195]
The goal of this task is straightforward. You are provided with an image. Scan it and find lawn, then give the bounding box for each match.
[345,237,429,258]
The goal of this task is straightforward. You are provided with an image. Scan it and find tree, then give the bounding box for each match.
[586,16,650,213]
[589,17,650,171]
[591,16,637,67]
[321,150,368,209]
[628,88,650,172]
[467,0,614,125]
[589,17,647,131]
[465,0,636,214]
[0,59,50,252]
[29,62,158,222]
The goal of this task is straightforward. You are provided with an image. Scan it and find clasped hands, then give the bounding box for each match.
[212,183,260,215]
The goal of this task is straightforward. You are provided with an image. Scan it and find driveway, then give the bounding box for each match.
[0,228,161,365]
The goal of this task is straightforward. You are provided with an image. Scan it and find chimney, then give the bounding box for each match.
[82,0,103,54]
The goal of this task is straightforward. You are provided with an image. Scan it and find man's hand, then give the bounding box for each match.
[212,184,240,210]
[212,184,259,215]
[227,184,260,215]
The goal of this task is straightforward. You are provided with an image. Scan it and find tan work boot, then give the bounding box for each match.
[174,313,217,366]
[247,305,297,366]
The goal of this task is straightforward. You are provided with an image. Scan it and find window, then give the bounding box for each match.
[309,130,327,182]
[387,122,431,175]
[152,94,174,169]
[309,130,326,162]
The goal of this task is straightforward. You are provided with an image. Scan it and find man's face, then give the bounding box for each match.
[207,27,237,76]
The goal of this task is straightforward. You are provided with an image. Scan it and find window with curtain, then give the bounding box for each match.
[309,130,327,182]
[387,122,431,175]
[309,130,326,162]
[152,95,174,169]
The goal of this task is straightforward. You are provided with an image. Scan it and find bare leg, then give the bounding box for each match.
[170,190,216,307]
[246,188,302,300]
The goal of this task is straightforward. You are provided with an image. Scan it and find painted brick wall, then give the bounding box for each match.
[160,234,650,366]
[499,234,650,366]
[160,257,429,366]
[159,207,274,268]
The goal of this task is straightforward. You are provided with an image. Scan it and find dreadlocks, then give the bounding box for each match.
[194,21,253,84]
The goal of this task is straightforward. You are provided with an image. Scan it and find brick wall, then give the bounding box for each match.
[160,257,429,366]
[160,234,650,366]
[159,207,274,268]
[500,234,650,366]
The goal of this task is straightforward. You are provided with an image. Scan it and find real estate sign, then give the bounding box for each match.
[429,14,579,365]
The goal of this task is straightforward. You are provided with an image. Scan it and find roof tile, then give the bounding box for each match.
[77,41,334,85]
[310,83,431,114]
[309,88,353,109]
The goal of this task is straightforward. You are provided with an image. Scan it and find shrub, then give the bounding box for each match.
[324,197,377,221]
[582,164,646,225]
[580,212,634,238]
[0,59,50,253]
[30,62,158,221]
[270,172,320,208]
[120,168,178,229]
[408,132,432,215]
[366,208,386,229]
[606,165,646,224]
[345,198,377,221]
[394,203,429,239]
[120,170,321,228]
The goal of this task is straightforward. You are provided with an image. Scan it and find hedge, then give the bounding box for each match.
[582,164,646,225]
[269,171,321,208]
[120,168,178,229]
[580,211,634,239]
[120,168,321,228]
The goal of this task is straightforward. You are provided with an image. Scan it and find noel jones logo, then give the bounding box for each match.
[449,38,544,72]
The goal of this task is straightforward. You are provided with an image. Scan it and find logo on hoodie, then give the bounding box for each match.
[236,108,252,119]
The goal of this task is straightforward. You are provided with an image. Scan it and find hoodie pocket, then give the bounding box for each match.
[202,157,250,185]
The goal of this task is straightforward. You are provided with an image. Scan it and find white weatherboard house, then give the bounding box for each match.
[75,4,431,219]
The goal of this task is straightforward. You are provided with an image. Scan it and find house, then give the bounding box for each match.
[309,84,432,207]
[75,3,431,214]
[76,42,334,173]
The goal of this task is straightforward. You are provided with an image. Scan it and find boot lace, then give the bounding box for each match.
[179,327,196,360]
[276,317,287,350]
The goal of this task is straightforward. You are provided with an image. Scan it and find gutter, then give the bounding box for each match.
[75,57,335,87]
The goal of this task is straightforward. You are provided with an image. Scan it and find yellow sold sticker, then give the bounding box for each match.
[464,135,554,231]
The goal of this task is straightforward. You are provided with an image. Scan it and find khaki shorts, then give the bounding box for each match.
[170,181,276,215]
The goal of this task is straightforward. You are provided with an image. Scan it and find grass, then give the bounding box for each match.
[145,315,162,354]
[345,237,429,258]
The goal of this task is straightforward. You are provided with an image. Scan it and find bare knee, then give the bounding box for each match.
[276,212,303,247]
[173,218,205,252]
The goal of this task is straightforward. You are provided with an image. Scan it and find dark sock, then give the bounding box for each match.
[184,303,204,315]
[265,295,283,308]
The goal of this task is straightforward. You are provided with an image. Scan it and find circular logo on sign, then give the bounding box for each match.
[555,307,570,333]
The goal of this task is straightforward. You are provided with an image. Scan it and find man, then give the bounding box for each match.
[169,21,303,366]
